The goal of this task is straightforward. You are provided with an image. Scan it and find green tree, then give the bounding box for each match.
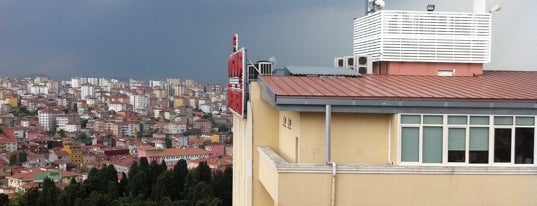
[118,172,128,197]
[171,159,189,199]
[196,162,212,184]
[213,167,232,206]
[37,177,59,206]
[151,171,173,201]
[19,151,28,163]
[22,188,40,206]
[0,193,8,206]
[165,137,173,149]
[112,195,144,206]
[58,129,67,138]
[9,154,17,166]
[84,167,100,194]
[107,181,120,200]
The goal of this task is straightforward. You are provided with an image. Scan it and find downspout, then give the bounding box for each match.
[325,105,337,206]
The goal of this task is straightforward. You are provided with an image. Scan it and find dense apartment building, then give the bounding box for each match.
[232,2,537,206]
[38,107,64,132]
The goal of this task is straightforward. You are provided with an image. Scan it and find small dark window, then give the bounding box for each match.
[494,128,512,163]
[515,128,534,164]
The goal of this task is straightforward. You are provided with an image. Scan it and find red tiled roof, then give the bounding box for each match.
[261,71,537,101]
[147,148,210,157]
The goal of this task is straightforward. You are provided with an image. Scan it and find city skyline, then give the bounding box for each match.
[0,0,535,83]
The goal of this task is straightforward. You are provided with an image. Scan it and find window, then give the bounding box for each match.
[437,70,454,76]
[283,116,292,129]
[400,114,536,165]
[288,119,292,128]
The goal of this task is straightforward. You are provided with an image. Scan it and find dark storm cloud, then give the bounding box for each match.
[0,0,534,83]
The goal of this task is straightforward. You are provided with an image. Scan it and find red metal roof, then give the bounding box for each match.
[260,71,537,101]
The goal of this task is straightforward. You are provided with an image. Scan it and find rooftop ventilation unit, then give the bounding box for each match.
[355,55,372,74]
[334,57,345,67]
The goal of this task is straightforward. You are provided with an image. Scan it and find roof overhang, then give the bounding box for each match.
[259,80,537,115]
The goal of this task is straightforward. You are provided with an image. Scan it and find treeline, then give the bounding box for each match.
[5,157,232,206]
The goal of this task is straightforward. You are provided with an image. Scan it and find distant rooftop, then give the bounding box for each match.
[276,66,359,77]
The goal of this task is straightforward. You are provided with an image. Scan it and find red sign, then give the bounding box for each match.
[227,47,246,117]
[232,34,238,53]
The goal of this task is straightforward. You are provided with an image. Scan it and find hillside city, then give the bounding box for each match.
[0,76,233,200]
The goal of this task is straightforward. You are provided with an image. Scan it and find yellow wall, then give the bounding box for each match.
[276,172,537,206]
[5,97,18,108]
[62,145,72,155]
[233,82,280,206]
[296,112,390,164]
[210,134,220,143]
[278,111,300,163]
[174,98,185,108]
[250,83,279,206]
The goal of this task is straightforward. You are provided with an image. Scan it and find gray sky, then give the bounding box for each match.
[0,0,534,83]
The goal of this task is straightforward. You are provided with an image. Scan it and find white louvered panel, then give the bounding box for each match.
[354,10,491,63]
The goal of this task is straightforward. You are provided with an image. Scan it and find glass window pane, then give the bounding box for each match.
[423,127,443,163]
[515,128,534,164]
[448,116,467,125]
[401,127,419,162]
[516,117,535,126]
[469,128,489,164]
[448,128,466,162]
[494,128,512,163]
[470,116,489,125]
[494,116,513,125]
[401,115,421,124]
[424,115,443,124]
[470,128,489,151]
[448,128,466,150]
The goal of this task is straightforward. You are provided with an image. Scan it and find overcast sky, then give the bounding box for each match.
[0,0,535,83]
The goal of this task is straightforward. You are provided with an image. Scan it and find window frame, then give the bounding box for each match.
[398,114,536,166]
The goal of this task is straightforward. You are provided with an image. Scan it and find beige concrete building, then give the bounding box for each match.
[232,4,537,206]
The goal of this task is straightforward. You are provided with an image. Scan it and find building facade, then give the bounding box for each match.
[232,4,537,206]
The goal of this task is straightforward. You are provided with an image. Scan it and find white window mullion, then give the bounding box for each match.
[443,116,448,164]
[465,125,470,165]
[488,118,494,165]
[419,124,423,163]
[534,117,537,166]
[511,126,516,164]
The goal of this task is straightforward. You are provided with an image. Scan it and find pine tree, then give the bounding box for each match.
[171,159,188,199]
[118,172,129,196]
[196,162,212,184]
[37,177,59,206]
[0,193,9,206]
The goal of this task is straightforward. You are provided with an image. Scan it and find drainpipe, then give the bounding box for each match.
[325,105,337,206]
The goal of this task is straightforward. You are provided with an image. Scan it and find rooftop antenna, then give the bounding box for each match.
[366,0,385,15]
[268,56,278,69]
[489,4,501,13]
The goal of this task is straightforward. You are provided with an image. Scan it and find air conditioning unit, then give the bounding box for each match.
[344,56,355,68]
[355,55,372,74]
[334,57,345,67]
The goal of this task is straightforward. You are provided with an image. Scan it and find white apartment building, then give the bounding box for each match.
[130,95,149,111]
[108,102,127,112]
[163,122,187,135]
[38,108,63,132]
[81,84,95,100]
[29,85,48,95]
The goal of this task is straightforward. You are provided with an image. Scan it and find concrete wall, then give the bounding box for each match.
[233,82,280,206]
[298,112,390,164]
[277,172,537,206]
